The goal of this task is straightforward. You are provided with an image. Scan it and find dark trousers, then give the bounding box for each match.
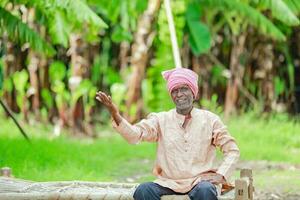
[133,181,218,200]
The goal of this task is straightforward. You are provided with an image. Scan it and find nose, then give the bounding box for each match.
[176,89,184,97]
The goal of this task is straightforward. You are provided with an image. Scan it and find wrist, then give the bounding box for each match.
[110,109,119,116]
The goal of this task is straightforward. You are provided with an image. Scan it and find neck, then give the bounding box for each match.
[176,106,193,115]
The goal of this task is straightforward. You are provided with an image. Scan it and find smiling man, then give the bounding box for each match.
[96,68,240,200]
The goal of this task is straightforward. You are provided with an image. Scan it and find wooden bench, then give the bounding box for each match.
[0,167,253,200]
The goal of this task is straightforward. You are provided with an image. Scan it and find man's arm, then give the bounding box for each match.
[212,116,240,182]
[96,91,159,144]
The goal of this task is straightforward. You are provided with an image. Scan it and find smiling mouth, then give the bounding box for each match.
[177,99,187,103]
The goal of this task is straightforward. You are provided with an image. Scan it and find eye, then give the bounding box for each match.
[171,89,178,95]
[181,87,189,92]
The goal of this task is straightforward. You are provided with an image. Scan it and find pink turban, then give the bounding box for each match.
[162,68,198,97]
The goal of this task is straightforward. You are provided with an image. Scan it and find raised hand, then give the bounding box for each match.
[96,91,121,124]
[96,91,117,113]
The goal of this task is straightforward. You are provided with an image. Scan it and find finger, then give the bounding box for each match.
[100,93,109,103]
[97,93,108,103]
[96,91,103,96]
[96,96,103,103]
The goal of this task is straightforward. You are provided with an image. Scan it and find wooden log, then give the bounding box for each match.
[0,177,236,200]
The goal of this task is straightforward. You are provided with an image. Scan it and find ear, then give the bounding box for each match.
[194,92,200,101]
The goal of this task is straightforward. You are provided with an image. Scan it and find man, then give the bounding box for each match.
[96,68,240,200]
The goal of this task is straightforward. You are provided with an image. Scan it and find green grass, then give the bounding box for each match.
[0,114,156,181]
[0,135,156,181]
[0,112,300,182]
[227,113,300,163]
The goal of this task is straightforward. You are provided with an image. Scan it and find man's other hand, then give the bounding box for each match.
[201,173,226,185]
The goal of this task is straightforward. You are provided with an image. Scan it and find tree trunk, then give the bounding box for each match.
[68,34,86,135]
[119,41,130,76]
[125,0,161,122]
[254,43,274,112]
[290,27,300,114]
[28,51,40,115]
[224,33,246,118]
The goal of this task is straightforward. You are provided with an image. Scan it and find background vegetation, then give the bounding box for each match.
[0,0,300,194]
[1,0,300,136]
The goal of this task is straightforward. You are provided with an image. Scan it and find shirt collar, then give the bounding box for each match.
[174,107,195,121]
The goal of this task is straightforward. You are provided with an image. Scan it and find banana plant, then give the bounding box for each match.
[0,0,107,54]
[145,0,186,112]
[12,70,29,120]
[49,61,70,126]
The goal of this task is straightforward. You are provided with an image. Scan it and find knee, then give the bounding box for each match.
[133,182,156,198]
[197,181,215,191]
[189,181,217,199]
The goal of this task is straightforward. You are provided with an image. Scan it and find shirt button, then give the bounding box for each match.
[184,140,188,143]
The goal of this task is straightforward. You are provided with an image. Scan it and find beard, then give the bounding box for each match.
[175,98,193,111]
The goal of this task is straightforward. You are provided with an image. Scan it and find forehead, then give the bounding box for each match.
[172,84,190,90]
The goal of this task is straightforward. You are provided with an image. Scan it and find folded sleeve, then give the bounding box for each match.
[112,113,160,144]
[212,116,240,181]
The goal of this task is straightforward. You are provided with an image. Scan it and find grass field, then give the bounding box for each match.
[0,112,300,183]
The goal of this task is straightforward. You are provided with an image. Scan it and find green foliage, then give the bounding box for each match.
[283,0,300,14]
[71,79,93,107]
[200,94,223,114]
[144,66,174,112]
[84,85,97,120]
[91,37,110,86]
[200,0,287,40]
[91,37,122,87]
[145,0,187,112]
[210,65,227,87]
[274,76,285,99]
[111,83,127,112]
[111,25,133,42]
[70,79,97,121]
[186,3,211,55]
[2,78,13,93]
[88,0,147,43]
[253,0,300,26]
[1,0,107,52]
[47,10,71,47]
[41,88,54,109]
[49,61,67,82]
[49,61,70,109]
[278,44,295,95]
[0,59,3,91]
[0,7,55,56]
[12,70,29,112]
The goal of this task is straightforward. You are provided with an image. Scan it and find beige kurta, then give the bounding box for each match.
[112,107,240,194]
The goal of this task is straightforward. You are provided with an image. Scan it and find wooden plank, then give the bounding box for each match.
[0,177,235,200]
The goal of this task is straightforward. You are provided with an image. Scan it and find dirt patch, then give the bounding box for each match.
[254,191,300,200]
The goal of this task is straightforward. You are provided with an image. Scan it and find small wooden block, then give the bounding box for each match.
[235,179,249,200]
[1,167,11,177]
[240,169,254,200]
[240,169,252,179]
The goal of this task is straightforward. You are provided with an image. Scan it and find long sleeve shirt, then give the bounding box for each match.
[112,107,240,193]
